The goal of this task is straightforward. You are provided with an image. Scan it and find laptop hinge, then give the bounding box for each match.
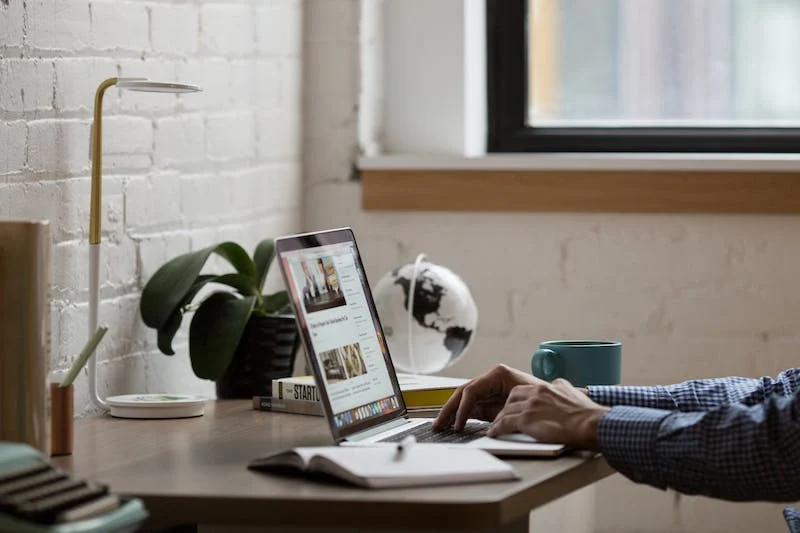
[344,416,411,442]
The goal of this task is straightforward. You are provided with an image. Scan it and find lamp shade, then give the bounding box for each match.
[115,79,201,93]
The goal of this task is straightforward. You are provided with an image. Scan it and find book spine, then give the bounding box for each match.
[252,396,324,416]
[273,381,322,402]
[272,379,458,409]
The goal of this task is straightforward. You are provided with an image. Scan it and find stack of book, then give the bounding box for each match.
[252,373,469,416]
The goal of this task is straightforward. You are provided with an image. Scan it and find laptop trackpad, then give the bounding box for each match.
[494,433,538,443]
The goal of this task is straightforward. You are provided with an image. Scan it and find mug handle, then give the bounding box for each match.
[531,348,562,382]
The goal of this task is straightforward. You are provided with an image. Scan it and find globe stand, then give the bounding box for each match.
[374,253,478,376]
[405,253,428,375]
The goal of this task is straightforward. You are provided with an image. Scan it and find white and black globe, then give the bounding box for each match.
[373,255,478,375]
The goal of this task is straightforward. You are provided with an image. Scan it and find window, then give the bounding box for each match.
[487,0,800,152]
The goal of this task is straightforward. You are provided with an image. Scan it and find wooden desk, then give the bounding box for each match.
[53,401,614,532]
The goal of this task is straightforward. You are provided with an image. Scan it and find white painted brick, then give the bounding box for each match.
[669,286,800,339]
[179,173,234,222]
[305,0,358,44]
[303,40,359,135]
[256,163,302,213]
[278,57,302,112]
[176,59,231,111]
[0,59,54,112]
[54,58,117,113]
[99,238,138,295]
[256,1,302,56]
[89,1,149,52]
[302,134,357,185]
[150,4,200,56]
[124,173,183,231]
[95,294,148,362]
[228,169,260,215]
[57,176,124,242]
[0,181,61,224]
[188,226,224,251]
[145,349,215,397]
[49,304,64,369]
[206,112,255,161]
[257,109,299,160]
[201,3,254,57]
[27,119,90,174]
[27,0,91,51]
[117,59,180,114]
[93,352,147,398]
[60,295,144,368]
[57,302,89,371]
[228,167,300,221]
[4,0,303,421]
[51,227,132,304]
[153,114,205,168]
[302,182,361,234]
[0,0,24,47]
[103,116,152,155]
[0,121,26,175]
[52,242,89,304]
[136,232,191,285]
[232,59,280,110]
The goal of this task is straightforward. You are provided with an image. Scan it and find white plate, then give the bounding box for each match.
[105,394,207,419]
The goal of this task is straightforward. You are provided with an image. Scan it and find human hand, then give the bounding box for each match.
[487,378,610,451]
[432,364,541,431]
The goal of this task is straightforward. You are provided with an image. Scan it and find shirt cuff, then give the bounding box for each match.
[589,385,675,410]
[598,406,672,487]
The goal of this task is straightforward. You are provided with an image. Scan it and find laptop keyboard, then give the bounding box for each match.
[377,421,490,444]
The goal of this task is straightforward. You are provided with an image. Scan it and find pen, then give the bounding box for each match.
[394,435,416,460]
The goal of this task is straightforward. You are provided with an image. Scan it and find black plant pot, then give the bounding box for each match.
[215,314,300,399]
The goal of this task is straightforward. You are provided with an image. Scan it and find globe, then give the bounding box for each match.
[372,254,478,375]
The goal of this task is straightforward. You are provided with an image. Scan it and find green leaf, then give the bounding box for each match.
[189,292,256,380]
[181,274,218,308]
[253,239,276,292]
[140,241,254,330]
[215,242,255,279]
[154,274,217,356]
[141,246,217,329]
[157,312,182,355]
[262,291,290,313]
[212,273,258,297]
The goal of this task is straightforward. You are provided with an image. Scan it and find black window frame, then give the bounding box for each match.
[486,0,800,153]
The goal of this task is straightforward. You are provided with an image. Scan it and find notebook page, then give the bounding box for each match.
[300,444,519,487]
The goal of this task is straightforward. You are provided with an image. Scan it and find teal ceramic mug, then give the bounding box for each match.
[531,340,621,387]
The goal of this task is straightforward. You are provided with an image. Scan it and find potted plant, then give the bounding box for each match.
[139,238,300,399]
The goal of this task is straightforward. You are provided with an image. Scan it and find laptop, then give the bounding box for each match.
[274,227,566,457]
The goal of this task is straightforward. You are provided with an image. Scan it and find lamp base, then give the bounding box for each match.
[105,394,207,419]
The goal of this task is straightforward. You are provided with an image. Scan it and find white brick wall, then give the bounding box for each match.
[0,1,302,413]
[303,1,798,533]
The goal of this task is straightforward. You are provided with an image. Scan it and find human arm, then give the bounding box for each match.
[597,392,800,502]
[588,368,800,412]
[487,378,800,502]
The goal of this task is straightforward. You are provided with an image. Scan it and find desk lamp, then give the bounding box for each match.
[88,77,204,419]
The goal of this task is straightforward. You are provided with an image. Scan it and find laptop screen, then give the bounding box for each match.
[276,228,405,440]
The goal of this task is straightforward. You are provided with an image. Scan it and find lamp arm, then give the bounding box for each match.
[88,77,117,411]
[89,77,117,246]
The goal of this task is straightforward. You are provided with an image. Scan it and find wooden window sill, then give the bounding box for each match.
[360,156,800,213]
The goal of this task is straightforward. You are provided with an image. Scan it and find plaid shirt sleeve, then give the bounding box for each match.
[588,368,800,411]
[597,393,800,503]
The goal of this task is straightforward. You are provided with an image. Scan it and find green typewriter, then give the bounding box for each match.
[0,442,148,533]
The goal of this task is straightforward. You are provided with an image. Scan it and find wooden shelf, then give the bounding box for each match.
[361,168,800,213]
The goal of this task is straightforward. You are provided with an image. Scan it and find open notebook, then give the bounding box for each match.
[248,444,520,489]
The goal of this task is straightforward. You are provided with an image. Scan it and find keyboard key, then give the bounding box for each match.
[378,421,489,444]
